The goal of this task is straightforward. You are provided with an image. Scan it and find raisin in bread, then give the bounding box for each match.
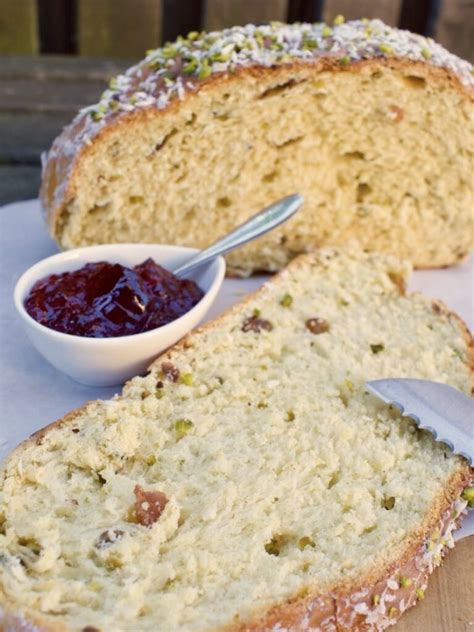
[41,20,474,276]
[0,248,473,631]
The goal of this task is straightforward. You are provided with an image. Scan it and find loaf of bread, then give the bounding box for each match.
[40,19,474,276]
[1,248,473,631]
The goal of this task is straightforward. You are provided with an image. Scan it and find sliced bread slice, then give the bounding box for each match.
[0,248,472,631]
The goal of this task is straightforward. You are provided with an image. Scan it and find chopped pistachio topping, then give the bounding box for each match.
[280,293,293,307]
[286,410,295,422]
[388,607,398,619]
[253,308,261,317]
[372,594,380,606]
[264,534,287,556]
[370,343,384,354]
[416,588,425,600]
[105,555,122,570]
[298,536,315,550]
[302,36,318,50]
[175,418,194,440]
[80,19,472,131]
[399,576,412,588]
[180,373,193,386]
[183,59,198,74]
[461,486,474,507]
[431,528,440,540]
[198,59,212,79]
[379,43,394,55]
[383,495,396,510]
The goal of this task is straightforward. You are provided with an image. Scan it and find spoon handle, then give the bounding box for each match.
[173,193,303,278]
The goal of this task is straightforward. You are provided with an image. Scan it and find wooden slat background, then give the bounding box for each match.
[204,0,288,30]
[0,0,38,54]
[0,55,129,161]
[78,0,162,58]
[0,55,129,204]
[322,0,402,26]
[0,0,472,61]
[436,0,474,66]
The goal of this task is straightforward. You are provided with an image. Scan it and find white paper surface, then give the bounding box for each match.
[0,199,472,538]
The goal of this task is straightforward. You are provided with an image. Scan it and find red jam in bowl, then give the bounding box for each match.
[24,258,204,338]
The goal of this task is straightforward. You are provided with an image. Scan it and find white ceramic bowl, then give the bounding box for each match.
[14,244,225,386]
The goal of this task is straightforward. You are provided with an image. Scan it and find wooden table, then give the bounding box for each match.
[0,54,473,632]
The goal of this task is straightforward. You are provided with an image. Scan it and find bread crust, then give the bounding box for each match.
[222,468,473,632]
[40,55,474,267]
[1,251,473,632]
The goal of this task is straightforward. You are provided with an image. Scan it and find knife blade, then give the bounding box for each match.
[366,379,474,465]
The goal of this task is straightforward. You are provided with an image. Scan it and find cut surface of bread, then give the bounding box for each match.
[0,248,472,632]
[41,20,474,275]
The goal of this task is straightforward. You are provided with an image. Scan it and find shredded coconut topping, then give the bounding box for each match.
[336,496,470,630]
[76,18,472,135]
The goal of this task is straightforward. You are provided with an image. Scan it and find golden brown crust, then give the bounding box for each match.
[1,252,473,632]
[28,406,92,446]
[40,55,474,262]
[220,468,473,632]
[0,600,68,632]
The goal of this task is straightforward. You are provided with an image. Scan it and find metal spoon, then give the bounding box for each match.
[173,193,303,278]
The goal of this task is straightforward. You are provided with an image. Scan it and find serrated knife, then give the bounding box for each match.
[366,379,474,466]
